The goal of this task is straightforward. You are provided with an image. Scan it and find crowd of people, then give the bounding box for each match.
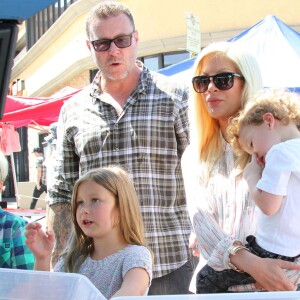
[1,1,300,299]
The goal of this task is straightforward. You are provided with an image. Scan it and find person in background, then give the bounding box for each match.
[182,41,300,293]
[30,147,47,210]
[196,88,300,293]
[26,166,152,299]
[47,1,193,294]
[43,123,58,229]
[0,151,35,269]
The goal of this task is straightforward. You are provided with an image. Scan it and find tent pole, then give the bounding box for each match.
[10,153,20,208]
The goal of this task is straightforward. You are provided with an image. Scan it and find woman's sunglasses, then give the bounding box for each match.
[192,72,244,93]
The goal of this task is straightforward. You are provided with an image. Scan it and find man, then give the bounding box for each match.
[48,1,193,294]
[30,147,47,210]
[0,151,35,269]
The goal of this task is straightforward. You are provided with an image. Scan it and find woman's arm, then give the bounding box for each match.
[25,222,55,271]
[111,268,150,298]
[182,146,240,267]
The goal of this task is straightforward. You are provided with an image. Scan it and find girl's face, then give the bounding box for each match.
[199,54,244,130]
[75,180,119,240]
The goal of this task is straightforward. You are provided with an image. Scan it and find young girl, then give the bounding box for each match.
[25,166,152,299]
[196,88,300,292]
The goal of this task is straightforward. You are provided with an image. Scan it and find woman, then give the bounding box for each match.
[182,41,300,292]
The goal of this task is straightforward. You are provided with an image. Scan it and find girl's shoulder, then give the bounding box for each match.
[120,245,152,267]
[121,245,153,281]
[122,244,151,257]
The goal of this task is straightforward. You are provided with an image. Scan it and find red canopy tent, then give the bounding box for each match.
[1,87,81,128]
[0,87,81,205]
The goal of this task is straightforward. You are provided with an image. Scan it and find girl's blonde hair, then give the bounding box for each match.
[62,165,146,272]
[228,88,300,170]
[189,41,263,181]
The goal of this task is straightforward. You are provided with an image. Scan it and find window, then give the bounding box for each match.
[164,52,190,68]
[139,51,190,71]
[143,55,162,72]
[89,51,191,83]
[26,0,77,50]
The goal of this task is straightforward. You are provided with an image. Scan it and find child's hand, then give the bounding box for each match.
[25,223,55,260]
[243,155,263,182]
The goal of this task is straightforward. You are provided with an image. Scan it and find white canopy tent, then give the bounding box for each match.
[159,15,300,93]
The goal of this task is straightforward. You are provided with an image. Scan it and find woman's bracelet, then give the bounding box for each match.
[227,242,250,273]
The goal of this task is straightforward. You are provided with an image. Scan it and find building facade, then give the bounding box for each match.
[4,0,300,197]
[10,0,300,98]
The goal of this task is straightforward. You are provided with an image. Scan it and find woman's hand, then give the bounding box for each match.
[250,257,300,291]
[232,249,300,291]
[25,222,55,260]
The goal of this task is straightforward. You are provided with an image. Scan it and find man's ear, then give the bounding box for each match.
[86,39,92,51]
[263,112,275,129]
[134,30,139,44]
[0,181,3,193]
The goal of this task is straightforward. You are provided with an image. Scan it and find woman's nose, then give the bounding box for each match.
[206,78,218,92]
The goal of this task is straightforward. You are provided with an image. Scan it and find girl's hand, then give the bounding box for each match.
[25,222,55,260]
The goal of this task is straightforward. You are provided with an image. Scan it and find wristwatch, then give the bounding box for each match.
[227,242,249,272]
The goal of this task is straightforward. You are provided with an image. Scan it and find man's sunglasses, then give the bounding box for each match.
[192,72,244,93]
[90,31,135,52]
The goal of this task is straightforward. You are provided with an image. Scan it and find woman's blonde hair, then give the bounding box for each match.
[189,41,263,181]
[228,88,300,169]
[62,165,146,272]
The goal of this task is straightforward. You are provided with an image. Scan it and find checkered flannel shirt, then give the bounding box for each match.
[49,62,192,277]
[0,208,35,269]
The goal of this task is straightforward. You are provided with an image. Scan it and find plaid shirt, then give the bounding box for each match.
[0,208,35,269]
[49,62,192,277]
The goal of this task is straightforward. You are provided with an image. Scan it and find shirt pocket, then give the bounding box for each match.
[0,242,12,267]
